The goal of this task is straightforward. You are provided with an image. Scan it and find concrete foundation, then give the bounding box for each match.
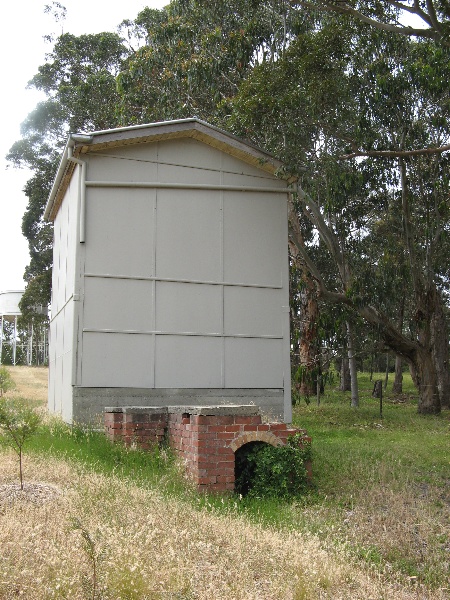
[74,387,284,425]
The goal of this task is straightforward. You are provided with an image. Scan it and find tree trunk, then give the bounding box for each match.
[392,354,403,394]
[347,321,359,407]
[369,350,374,381]
[299,269,319,396]
[287,193,441,414]
[289,237,320,398]
[414,348,440,414]
[393,294,405,394]
[431,290,450,409]
[340,353,351,391]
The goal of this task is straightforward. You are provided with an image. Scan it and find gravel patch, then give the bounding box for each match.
[0,482,61,506]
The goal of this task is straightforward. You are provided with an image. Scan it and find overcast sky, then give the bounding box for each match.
[0,0,167,292]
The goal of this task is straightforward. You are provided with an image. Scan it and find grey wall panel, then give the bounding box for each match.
[224,286,283,337]
[62,351,73,423]
[63,302,74,354]
[50,242,59,315]
[90,143,159,163]
[81,332,154,388]
[157,138,225,171]
[155,335,222,388]
[55,312,64,364]
[224,337,284,388]
[57,194,68,308]
[221,151,285,180]
[83,277,153,332]
[65,177,79,298]
[53,357,63,416]
[51,175,79,316]
[84,188,155,277]
[223,192,285,287]
[155,281,222,334]
[88,153,158,182]
[157,163,221,186]
[49,318,57,366]
[48,359,56,413]
[222,170,289,189]
[54,204,67,313]
[155,189,221,282]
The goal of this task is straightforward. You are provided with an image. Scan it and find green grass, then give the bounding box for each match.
[3,369,449,591]
[294,372,449,493]
[18,418,187,496]
[288,372,450,587]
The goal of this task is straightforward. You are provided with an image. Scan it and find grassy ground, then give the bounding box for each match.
[0,366,448,599]
[291,373,449,590]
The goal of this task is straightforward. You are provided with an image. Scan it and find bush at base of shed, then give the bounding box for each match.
[234,434,312,499]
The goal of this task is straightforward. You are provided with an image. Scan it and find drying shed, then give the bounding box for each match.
[45,119,293,424]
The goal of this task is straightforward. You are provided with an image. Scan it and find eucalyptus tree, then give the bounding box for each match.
[7,32,129,312]
[230,17,450,413]
[117,0,306,126]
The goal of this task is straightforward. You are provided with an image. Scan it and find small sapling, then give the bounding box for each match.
[0,397,41,490]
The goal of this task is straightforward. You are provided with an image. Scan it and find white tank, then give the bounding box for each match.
[0,290,24,318]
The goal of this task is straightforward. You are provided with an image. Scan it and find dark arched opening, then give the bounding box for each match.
[234,441,268,497]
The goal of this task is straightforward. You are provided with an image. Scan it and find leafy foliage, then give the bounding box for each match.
[6,31,129,315]
[234,435,312,499]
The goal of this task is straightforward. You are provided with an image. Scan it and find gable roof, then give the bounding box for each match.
[45,118,293,221]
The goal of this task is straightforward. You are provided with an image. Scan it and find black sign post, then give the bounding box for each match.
[372,380,383,419]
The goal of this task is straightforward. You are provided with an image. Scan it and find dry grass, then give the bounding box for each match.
[5,366,48,404]
[296,482,450,591]
[0,366,448,599]
[0,452,440,600]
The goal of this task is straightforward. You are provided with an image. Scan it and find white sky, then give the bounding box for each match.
[0,0,167,292]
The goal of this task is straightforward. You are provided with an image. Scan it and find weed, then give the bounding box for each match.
[70,517,105,600]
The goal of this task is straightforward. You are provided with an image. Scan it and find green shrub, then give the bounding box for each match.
[235,434,311,500]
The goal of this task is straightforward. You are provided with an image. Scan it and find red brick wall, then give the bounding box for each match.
[104,408,167,450]
[104,407,311,493]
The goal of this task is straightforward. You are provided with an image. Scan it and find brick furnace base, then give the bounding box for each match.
[104,405,311,493]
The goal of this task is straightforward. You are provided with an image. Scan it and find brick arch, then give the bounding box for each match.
[229,431,284,452]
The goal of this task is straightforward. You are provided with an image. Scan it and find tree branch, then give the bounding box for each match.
[338,143,450,160]
[291,0,447,44]
[426,0,443,32]
[288,199,330,290]
[412,0,435,26]
[288,191,420,363]
[385,0,429,21]
[296,186,352,287]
